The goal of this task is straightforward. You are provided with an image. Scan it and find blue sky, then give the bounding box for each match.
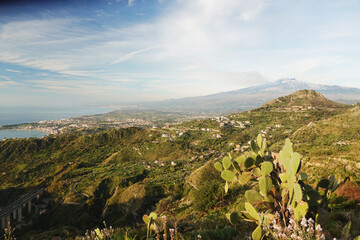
[0,0,360,108]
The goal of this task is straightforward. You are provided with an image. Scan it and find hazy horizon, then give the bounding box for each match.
[0,105,114,125]
[1,0,360,108]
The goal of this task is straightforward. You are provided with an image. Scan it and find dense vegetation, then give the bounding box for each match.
[0,90,359,239]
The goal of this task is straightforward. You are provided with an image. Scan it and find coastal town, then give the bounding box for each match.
[0,117,154,135]
[0,111,213,136]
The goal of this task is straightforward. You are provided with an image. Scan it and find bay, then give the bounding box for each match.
[0,106,113,125]
[0,130,48,140]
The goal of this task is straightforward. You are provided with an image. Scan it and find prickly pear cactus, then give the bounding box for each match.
[216,134,314,239]
[143,212,157,240]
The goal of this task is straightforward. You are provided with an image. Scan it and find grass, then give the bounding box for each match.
[1,98,360,239]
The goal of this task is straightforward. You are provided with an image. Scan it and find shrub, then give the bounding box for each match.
[157,195,177,213]
[193,181,222,211]
[186,160,223,211]
[215,134,342,240]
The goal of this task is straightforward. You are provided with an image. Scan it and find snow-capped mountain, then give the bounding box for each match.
[136,78,360,114]
[237,78,313,93]
[229,78,358,94]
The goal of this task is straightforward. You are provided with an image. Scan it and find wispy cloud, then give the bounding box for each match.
[0,76,21,87]
[128,0,135,7]
[0,0,268,93]
[0,81,20,87]
[294,56,346,73]
[112,46,159,64]
[28,79,131,99]
[5,69,22,73]
[1,0,360,105]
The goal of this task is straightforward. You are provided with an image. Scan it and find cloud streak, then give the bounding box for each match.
[0,76,21,87]
[1,0,360,106]
[0,0,268,90]
[5,69,22,73]
[112,46,159,64]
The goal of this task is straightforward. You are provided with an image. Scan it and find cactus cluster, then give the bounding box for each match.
[316,175,341,209]
[214,134,343,240]
[143,212,158,240]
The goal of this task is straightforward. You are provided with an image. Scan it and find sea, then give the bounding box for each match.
[0,130,48,140]
[0,106,114,140]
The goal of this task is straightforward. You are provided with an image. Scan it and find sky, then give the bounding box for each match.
[0,0,360,108]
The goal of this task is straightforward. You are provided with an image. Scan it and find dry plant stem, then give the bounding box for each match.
[156,228,160,240]
[169,228,175,240]
[162,216,167,240]
[174,222,178,240]
[4,223,16,240]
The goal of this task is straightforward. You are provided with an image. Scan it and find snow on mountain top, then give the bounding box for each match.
[271,78,351,91]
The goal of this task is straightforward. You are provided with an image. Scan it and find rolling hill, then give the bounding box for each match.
[262,89,348,109]
[1,90,359,239]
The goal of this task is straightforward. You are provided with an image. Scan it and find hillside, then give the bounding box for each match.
[0,91,359,239]
[262,89,348,110]
[291,104,360,181]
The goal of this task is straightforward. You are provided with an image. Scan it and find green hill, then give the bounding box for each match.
[262,89,348,110]
[291,105,360,182]
[1,91,359,239]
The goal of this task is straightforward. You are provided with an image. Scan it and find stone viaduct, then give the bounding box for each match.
[0,188,44,229]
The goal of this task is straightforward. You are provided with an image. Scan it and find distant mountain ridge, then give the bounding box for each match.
[209,78,360,101]
[125,78,360,114]
[231,78,360,95]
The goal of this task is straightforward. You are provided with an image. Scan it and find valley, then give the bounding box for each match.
[0,90,359,239]
[2,1,360,239]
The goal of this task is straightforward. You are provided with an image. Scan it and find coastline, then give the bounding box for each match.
[0,128,51,134]
[0,129,49,140]
[0,125,56,134]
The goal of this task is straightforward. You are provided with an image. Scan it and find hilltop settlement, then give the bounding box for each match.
[0,90,360,239]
